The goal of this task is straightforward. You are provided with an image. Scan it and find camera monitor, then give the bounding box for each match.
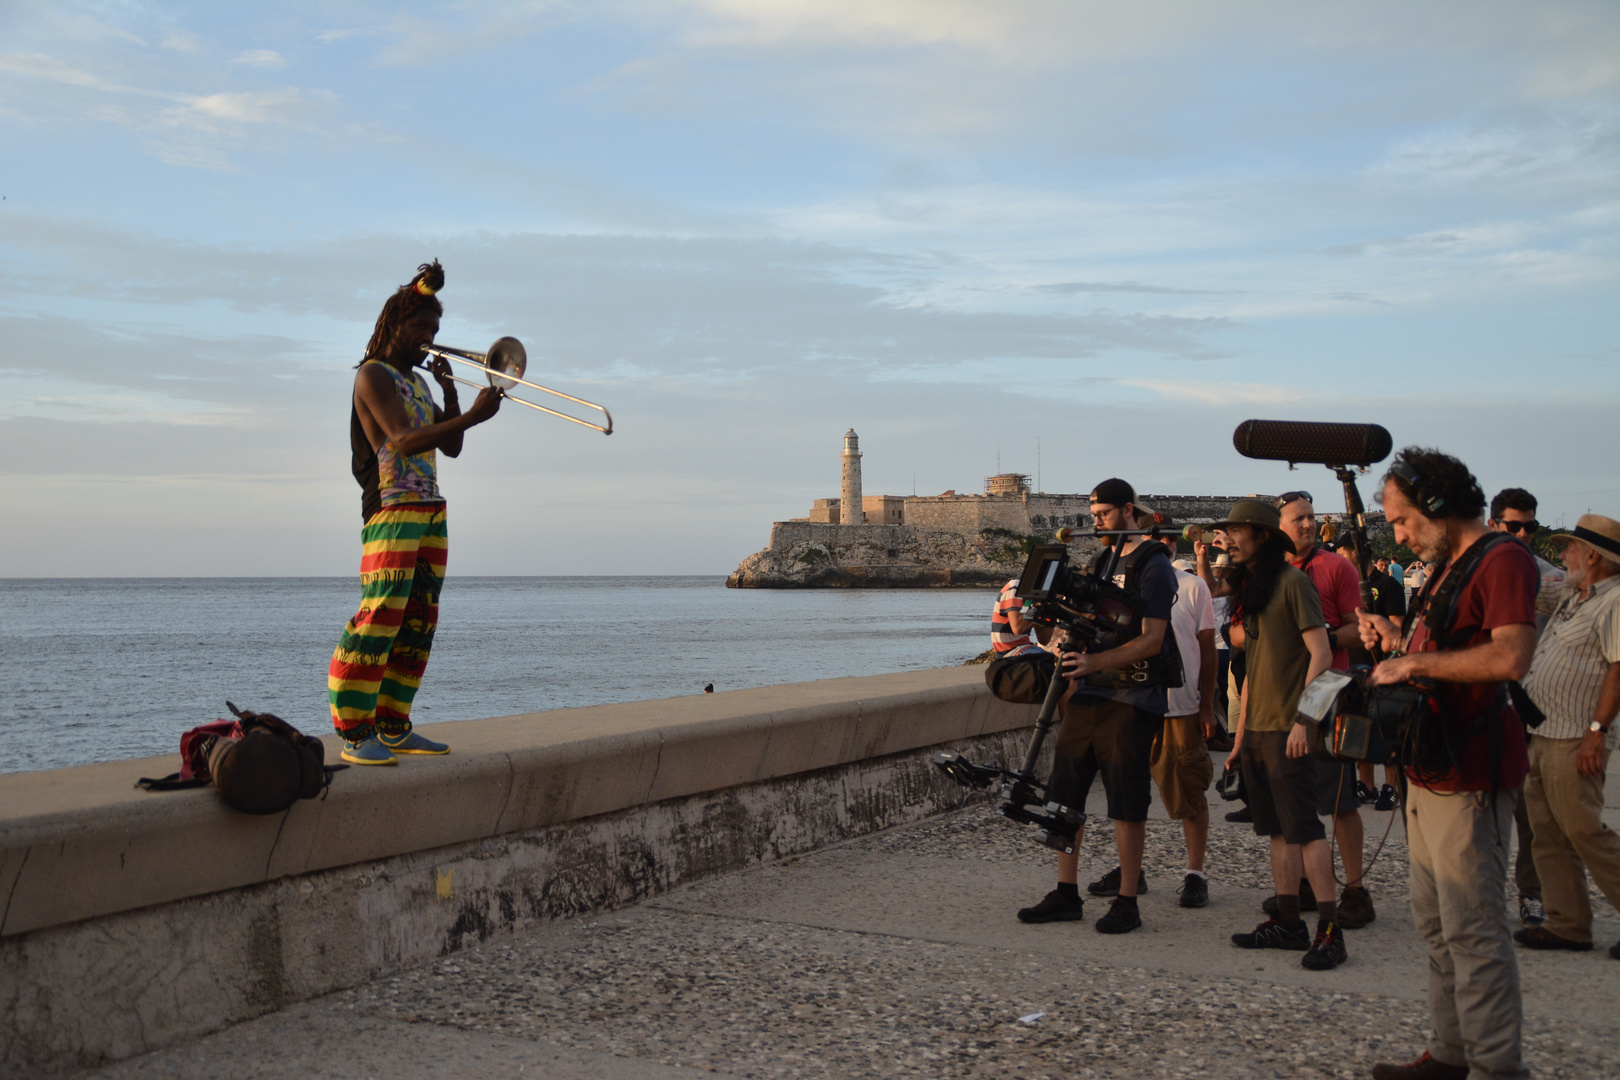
[1017,544,1070,601]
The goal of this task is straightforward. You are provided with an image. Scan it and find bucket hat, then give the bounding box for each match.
[1209,498,1296,555]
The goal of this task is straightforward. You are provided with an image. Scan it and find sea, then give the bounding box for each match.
[0,577,998,776]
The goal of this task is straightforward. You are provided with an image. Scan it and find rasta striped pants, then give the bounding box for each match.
[328,501,447,743]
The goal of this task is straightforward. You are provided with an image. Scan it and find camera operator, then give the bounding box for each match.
[1014,479,1179,935]
[1212,501,1343,971]
[1359,449,1538,1080]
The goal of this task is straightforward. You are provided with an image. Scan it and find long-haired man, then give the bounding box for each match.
[1215,500,1343,970]
[327,261,503,766]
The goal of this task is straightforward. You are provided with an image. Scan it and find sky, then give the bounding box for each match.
[2,0,1617,576]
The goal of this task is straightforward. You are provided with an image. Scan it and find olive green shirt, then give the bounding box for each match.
[1243,564,1327,733]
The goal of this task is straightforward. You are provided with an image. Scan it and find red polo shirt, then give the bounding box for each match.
[1290,545,1361,672]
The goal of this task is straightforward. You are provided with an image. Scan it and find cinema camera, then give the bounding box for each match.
[933,518,1200,853]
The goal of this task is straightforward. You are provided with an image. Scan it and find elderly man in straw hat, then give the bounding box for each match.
[1516,514,1620,960]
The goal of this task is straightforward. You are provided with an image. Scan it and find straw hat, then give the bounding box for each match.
[1548,514,1620,567]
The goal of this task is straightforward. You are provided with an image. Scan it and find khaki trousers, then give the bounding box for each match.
[1524,735,1620,943]
[1407,785,1528,1080]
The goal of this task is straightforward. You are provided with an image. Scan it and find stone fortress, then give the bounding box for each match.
[727,429,1285,588]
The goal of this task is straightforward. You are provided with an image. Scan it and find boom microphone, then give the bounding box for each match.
[1232,420,1393,467]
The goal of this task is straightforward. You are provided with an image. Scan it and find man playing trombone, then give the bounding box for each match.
[327,260,502,766]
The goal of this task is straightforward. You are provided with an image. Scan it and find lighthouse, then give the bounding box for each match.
[841,429,863,525]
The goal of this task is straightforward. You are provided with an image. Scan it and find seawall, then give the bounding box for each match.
[0,667,1037,1078]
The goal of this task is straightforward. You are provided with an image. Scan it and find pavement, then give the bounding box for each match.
[79,753,1620,1080]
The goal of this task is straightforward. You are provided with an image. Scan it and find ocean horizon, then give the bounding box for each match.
[0,575,999,775]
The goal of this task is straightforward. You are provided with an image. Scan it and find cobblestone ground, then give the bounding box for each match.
[86,791,1619,1080]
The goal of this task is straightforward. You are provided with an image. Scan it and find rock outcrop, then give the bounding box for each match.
[725,522,1094,589]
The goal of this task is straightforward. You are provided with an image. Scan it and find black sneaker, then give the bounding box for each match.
[1375,784,1397,812]
[1519,898,1545,926]
[1095,897,1143,934]
[1178,873,1209,908]
[1232,918,1310,950]
[1017,889,1085,924]
[1224,806,1252,823]
[1301,921,1347,970]
[1354,780,1377,804]
[1087,866,1149,897]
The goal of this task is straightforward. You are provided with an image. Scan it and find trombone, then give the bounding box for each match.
[418,337,613,435]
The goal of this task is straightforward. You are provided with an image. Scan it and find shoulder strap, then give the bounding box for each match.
[1424,532,1517,650]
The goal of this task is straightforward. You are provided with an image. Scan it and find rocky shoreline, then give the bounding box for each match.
[725,521,1085,589]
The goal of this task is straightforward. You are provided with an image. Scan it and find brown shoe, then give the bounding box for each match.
[1337,885,1376,929]
[1512,925,1592,951]
[1371,1050,1469,1080]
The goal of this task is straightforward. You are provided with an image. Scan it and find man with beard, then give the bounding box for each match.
[1272,492,1377,930]
[1015,479,1179,935]
[1361,449,1538,1080]
[1517,515,1620,958]
[1215,500,1341,970]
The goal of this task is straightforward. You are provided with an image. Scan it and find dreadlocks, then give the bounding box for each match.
[363,260,445,363]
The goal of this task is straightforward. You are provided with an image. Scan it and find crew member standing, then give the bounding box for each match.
[1362,448,1538,1080]
[1014,479,1180,935]
[327,261,502,766]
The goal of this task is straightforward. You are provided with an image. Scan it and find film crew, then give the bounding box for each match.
[1358,555,1408,811]
[1360,448,1538,1080]
[1208,545,1236,751]
[1147,537,1218,908]
[327,261,503,765]
[1090,517,1218,906]
[1213,501,1344,970]
[1488,487,1564,926]
[1274,491,1377,930]
[1015,479,1179,934]
[1489,487,1567,632]
[1196,540,1251,821]
[1516,515,1620,959]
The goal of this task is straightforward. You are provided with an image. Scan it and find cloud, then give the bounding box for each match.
[232,49,287,69]
[161,31,202,54]
[0,51,336,169]
[1036,281,1223,296]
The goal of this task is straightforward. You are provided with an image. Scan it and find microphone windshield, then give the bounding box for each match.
[1233,420,1393,467]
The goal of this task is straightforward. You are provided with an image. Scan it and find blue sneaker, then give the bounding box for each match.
[378,729,450,755]
[341,736,398,766]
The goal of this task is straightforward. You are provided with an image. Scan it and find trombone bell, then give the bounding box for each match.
[419,337,613,435]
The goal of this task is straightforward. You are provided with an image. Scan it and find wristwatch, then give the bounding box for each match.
[1591,720,1612,735]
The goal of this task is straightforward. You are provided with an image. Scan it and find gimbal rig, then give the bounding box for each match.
[933,518,1202,852]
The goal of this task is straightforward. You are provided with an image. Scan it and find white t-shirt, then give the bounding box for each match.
[1166,570,1218,718]
[1211,595,1231,650]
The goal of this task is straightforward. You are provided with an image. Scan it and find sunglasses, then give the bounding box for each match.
[1275,491,1313,509]
[1498,520,1539,534]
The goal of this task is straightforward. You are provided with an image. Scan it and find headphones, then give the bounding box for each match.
[1389,460,1446,517]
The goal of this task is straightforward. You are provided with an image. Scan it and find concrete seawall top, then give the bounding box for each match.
[0,667,1029,939]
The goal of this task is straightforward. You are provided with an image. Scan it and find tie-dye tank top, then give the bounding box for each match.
[350,360,441,521]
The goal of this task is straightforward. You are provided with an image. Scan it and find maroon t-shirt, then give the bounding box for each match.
[1405,539,1537,792]
[1292,546,1361,672]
